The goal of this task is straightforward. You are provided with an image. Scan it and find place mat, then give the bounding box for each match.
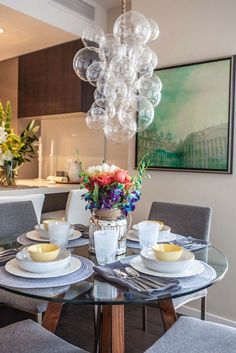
[178,261,216,289]
[17,234,89,248]
[94,259,181,296]
[127,233,210,251]
[0,256,94,289]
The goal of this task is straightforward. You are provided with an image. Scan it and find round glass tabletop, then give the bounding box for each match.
[0,243,228,305]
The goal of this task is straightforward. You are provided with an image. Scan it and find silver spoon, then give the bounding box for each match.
[125,267,163,287]
[113,269,151,290]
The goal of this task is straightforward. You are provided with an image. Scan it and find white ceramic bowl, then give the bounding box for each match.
[34,224,74,240]
[16,248,71,273]
[140,248,195,273]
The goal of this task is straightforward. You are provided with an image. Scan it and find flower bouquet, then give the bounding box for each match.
[80,158,148,254]
[0,101,39,186]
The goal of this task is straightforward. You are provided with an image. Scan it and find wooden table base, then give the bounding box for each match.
[42,301,64,333]
[99,305,124,353]
[159,298,177,331]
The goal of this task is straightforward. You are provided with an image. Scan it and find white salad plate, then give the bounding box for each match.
[140,248,195,273]
[127,229,176,243]
[5,256,81,279]
[26,229,82,242]
[130,255,204,278]
[16,249,71,274]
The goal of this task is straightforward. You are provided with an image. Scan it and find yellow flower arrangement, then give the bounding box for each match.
[0,101,39,185]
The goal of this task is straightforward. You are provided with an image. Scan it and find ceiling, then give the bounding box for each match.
[0,4,77,61]
[94,0,121,9]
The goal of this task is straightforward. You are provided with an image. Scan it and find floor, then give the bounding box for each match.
[0,304,164,352]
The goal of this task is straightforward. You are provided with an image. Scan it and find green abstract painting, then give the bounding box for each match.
[136,57,234,173]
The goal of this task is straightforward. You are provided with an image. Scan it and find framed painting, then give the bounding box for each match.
[136,56,235,173]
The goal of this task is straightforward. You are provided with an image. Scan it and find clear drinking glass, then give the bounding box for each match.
[94,230,119,265]
[48,221,71,250]
[138,221,160,249]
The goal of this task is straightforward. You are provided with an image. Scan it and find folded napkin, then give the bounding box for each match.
[75,224,89,238]
[173,236,211,251]
[94,260,180,296]
[0,249,17,266]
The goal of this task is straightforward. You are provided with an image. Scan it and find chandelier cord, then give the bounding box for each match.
[122,0,127,15]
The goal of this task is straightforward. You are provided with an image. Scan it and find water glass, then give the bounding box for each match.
[94,230,119,265]
[48,221,70,249]
[138,221,160,249]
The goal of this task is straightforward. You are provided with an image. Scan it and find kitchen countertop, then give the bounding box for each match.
[0,179,80,196]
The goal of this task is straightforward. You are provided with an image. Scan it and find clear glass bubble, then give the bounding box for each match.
[82,25,105,48]
[86,61,105,86]
[105,78,128,106]
[93,98,116,117]
[97,82,117,100]
[104,114,136,143]
[73,47,101,81]
[113,11,151,45]
[120,95,154,132]
[94,89,104,101]
[109,56,136,84]
[90,105,108,128]
[86,109,107,129]
[99,33,125,63]
[148,18,160,42]
[96,69,111,87]
[151,50,158,68]
[138,75,162,106]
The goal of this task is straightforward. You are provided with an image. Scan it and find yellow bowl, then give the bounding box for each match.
[27,244,60,262]
[42,220,56,230]
[149,220,165,230]
[152,244,183,262]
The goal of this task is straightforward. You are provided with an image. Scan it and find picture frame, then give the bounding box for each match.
[135,56,235,173]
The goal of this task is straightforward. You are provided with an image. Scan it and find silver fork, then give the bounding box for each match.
[113,269,153,290]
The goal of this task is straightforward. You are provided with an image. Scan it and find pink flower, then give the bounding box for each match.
[113,169,128,183]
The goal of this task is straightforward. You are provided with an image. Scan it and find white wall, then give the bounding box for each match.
[130,0,236,323]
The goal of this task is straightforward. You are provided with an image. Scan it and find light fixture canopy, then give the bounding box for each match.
[73,0,162,143]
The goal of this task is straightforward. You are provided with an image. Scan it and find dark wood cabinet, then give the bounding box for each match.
[18,39,94,118]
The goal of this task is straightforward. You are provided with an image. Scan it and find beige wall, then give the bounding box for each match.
[130,0,236,323]
[0,57,18,130]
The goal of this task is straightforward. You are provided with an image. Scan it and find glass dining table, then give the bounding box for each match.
[0,241,228,353]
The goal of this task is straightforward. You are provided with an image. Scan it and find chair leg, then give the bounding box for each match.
[36,313,43,325]
[93,305,102,353]
[201,296,207,320]
[142,305,148,331]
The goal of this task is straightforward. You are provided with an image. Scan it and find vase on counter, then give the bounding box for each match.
[89,208,130,255]
[0,162,18,187]
[65,160,81,183]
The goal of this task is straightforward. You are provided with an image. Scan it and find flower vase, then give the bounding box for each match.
[89,209,130,255]
[0,163,17,187]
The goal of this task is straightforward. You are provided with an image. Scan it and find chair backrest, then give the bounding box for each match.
[0,194,45,224]
[148,201,212,240]
[0,201,38,240]
[65,189,91,225]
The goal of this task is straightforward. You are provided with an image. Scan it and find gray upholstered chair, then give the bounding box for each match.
[144,316,236,353]
[0,201,48,324]
[0,319,88,353]
[142,201,212,330]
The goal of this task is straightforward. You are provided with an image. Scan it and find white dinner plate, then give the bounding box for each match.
[5,256,81,279]
[26,229,82,242]
[127,230,176,243]
[130,255,205,278]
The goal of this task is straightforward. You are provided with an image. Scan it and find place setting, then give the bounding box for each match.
[93,222,216,297]
[0,220,94,291]
[127,220,210,251]
[17,219,90,248]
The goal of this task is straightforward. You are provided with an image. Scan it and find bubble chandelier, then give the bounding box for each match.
[73,0,162,144]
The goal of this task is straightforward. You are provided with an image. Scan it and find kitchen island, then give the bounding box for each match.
[0,179,81,212]
[0,179,80,196]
